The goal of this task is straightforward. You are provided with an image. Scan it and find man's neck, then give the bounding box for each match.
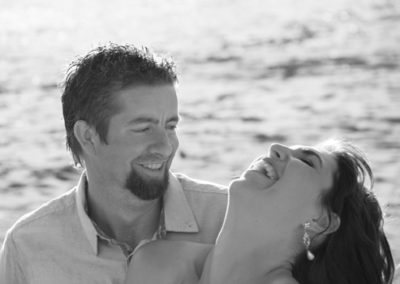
[86,178,162,248]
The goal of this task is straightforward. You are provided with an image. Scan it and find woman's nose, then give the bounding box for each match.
[269,143,291,160]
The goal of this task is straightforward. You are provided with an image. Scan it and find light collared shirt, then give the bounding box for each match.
[0,172,227,284]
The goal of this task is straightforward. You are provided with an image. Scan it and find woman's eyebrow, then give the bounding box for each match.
[302,149,323,167]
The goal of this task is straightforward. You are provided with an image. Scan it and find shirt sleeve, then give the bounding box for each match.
[0,231,28,284]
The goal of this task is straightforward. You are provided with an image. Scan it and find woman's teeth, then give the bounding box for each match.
[251,160,277,180]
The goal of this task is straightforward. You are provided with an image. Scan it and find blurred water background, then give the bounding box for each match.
[1,0,400,265]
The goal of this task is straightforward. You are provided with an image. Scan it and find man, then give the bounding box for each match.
[0,44,227,283]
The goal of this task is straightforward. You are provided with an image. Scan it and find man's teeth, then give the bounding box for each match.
[140,163,163,170]
[252,160,277,180]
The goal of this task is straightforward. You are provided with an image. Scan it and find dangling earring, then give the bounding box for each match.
[303,222,315,261]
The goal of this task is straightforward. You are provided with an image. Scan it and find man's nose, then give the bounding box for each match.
[148,128,173,157]
[269,143,291,160]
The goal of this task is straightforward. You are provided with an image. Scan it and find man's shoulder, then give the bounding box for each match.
[6,188,77,239]
[174,173,227,195]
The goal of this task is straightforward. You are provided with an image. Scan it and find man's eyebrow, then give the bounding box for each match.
[302,149,323,167]
[127,117,157,124]
[127,116,180,125]
[167,116,180,123]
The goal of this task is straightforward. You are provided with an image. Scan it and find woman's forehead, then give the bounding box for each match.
[290,144,320,151]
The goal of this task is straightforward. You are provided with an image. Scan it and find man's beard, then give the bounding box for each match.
[125,166,169,200]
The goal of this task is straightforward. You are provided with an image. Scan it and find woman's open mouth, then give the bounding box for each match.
[249,159,278,180]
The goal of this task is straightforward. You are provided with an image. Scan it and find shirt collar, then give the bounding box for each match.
[75,173,99,254]
[163,172,199,233]
[75,171,199,255]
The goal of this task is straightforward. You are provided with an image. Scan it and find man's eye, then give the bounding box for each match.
[166,124,177,131]
[133,127,150,133]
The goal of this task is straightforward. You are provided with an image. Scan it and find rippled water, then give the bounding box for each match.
[1,0,399,83]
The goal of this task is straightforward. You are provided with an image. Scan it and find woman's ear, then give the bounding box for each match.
[309,212,341,236]
[73,120,99,156]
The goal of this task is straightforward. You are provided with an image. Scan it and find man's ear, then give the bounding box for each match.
[73,120,99,156]
[309,212,341,236]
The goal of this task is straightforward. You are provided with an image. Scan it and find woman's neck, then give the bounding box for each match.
[199,225,298,284]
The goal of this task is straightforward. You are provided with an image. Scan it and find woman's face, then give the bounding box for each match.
[227,143,338,232]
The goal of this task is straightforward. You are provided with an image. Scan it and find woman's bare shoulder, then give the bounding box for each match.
[263,268,299,284]
[131,241,212,268]
[132,240,212,260]
[126,241,212,284]
[268,278,299,284]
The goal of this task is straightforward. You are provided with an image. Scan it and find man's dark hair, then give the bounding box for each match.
[61,43,178,166]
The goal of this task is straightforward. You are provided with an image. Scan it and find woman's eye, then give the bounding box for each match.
[301,158,314,167]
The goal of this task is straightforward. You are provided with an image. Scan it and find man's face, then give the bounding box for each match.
[94,84,179,200]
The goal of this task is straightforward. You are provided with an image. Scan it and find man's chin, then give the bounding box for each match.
[125,168,169,200]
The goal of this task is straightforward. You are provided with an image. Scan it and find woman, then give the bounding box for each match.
[126,139,394,284]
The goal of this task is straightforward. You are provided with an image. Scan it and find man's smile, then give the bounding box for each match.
[135,158,170,173]
[138,162,164,171]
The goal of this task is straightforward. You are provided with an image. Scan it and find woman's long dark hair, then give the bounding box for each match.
[292,140,394,284]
